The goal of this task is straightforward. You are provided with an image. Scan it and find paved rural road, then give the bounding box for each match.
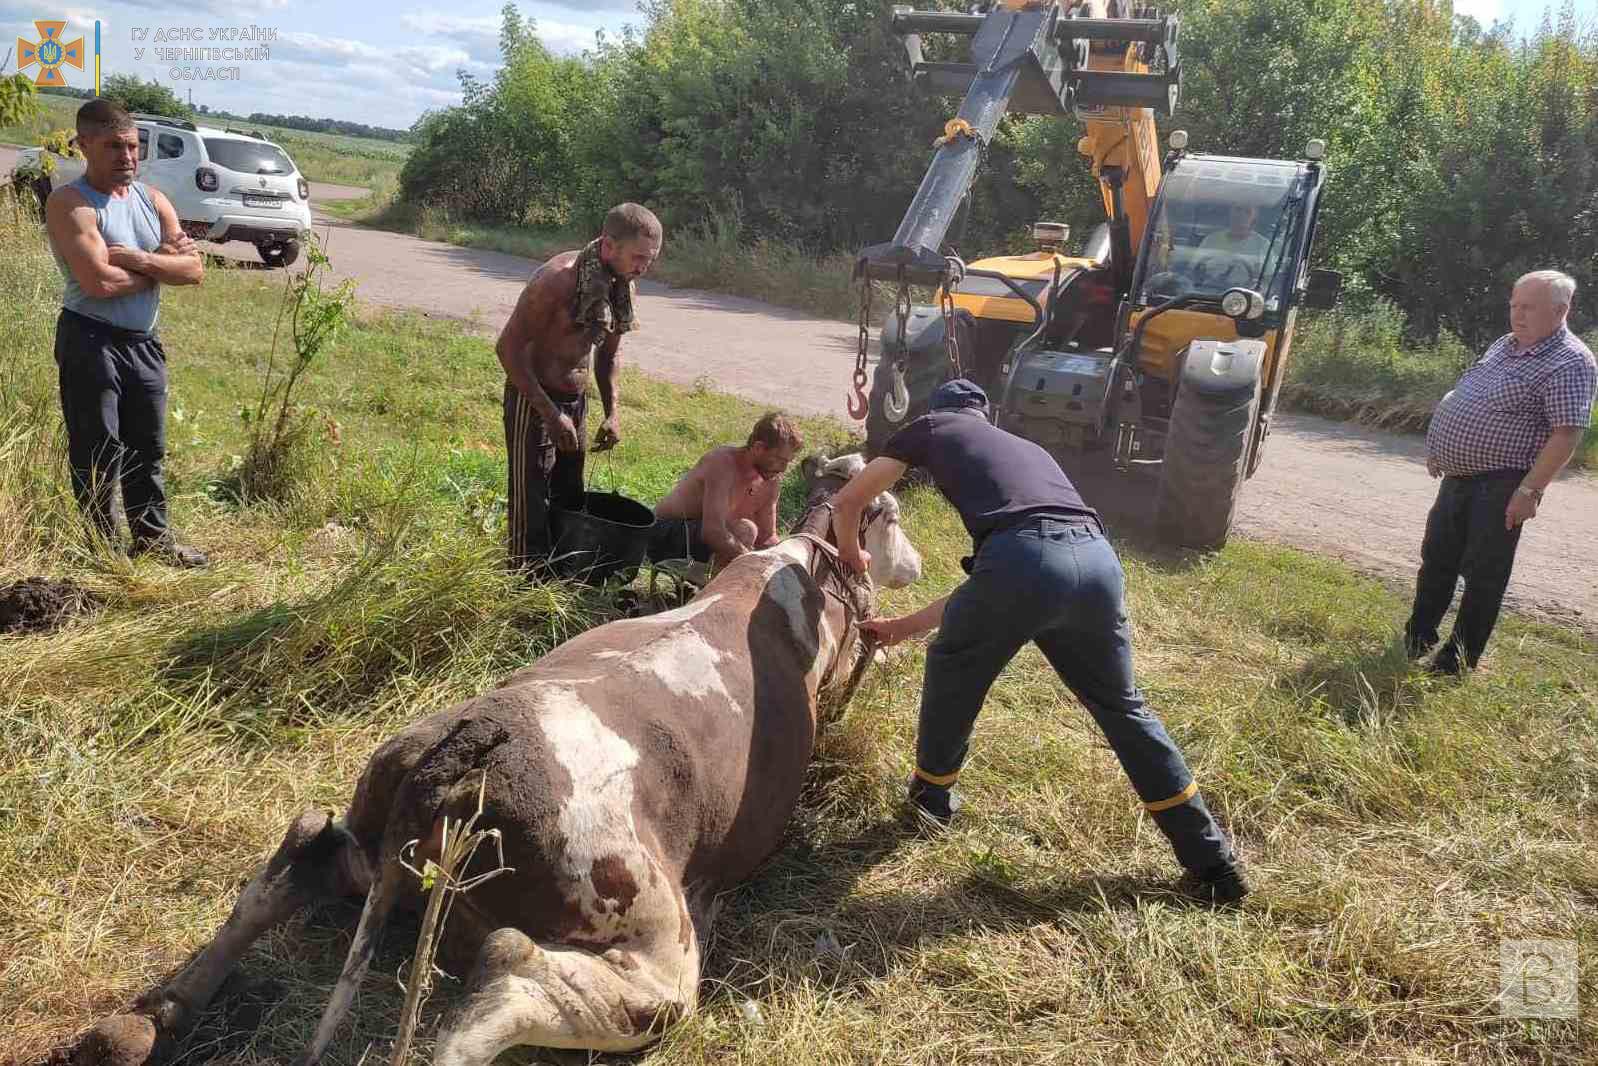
[5,146,1593,630]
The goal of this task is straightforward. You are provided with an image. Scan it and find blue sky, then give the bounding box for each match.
[2,0,1592,129]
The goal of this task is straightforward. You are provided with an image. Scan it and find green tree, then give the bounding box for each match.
[578,0,944,248]
[101,74,192,118]
[0,72,41,127]
[399,3,587,224]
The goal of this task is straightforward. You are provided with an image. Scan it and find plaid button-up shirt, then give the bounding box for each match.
[1426,326,1596,476]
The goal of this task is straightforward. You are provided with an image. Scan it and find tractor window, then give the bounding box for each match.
[1136,161,1305,310]
[950,276,1050,301]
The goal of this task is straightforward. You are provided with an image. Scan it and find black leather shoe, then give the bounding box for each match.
[1427,648,1465,677]
[132,539,209,569]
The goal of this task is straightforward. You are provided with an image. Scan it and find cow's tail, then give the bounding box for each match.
[298,856,403,1066]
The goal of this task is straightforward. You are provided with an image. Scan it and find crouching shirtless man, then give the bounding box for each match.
[648,412,803,569]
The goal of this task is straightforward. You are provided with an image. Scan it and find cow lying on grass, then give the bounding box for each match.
[64,454,922,1066]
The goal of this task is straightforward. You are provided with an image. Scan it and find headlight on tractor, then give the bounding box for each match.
[1221,287,1265,320]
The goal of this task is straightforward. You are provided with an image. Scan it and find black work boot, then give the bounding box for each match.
[132,538,210,569]
[1185,861,1251,907]
[1427,641,1466,678]
[1403,630,1435,661]
[906,776,963,831]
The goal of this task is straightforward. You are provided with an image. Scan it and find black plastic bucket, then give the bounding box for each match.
[550,491,656,585]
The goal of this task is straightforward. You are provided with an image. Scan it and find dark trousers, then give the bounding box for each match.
[646,517,712,564]
[54,308,171,547]
[504,380,586,569]
[917,517,1235,875]
[1405,471,1526,669]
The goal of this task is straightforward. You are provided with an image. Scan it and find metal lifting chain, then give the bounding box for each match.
[847,273,874,420]
[883,269,914,423]
[939,255,966,379]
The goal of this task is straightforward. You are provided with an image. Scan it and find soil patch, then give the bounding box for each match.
[0,577,100,636]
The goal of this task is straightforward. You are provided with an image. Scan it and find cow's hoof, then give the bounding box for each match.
[71,1014,157,1066]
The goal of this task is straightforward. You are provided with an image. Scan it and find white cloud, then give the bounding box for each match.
[525,0,636,10]
[276,30,487,81]
[535,17,603,54]
[1452,0,1502,24]
[398,11,501,64]
[399,9,603,58]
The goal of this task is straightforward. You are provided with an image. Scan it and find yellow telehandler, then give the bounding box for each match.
[851,0,1342,548]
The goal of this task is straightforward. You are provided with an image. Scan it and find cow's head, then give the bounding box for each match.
[799,451,923,588]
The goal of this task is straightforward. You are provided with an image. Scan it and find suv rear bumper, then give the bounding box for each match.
[189,214,310,245]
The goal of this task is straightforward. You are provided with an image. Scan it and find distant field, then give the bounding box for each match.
[1,94,408,189]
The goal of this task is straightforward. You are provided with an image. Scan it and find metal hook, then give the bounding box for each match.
[883,363,911,423]
[846,367,870,420]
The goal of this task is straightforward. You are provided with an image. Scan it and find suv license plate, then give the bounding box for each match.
[242,195,281,209]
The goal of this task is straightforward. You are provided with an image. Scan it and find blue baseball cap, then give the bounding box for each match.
[930,378,989,412]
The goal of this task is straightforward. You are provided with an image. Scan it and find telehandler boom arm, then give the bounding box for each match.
[859,0,1177,293]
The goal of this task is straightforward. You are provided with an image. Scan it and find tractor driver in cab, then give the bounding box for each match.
[1143,202,1269,300]
[1194,203,1268,289]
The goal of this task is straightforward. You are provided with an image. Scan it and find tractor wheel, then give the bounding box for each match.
[1154,368,1261,550]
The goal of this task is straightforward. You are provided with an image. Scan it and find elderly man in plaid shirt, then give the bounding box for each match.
[1407,270,1595,675]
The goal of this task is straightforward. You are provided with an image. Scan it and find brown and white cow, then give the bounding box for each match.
[64,456,920,1066]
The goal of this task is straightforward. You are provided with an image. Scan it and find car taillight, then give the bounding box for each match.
[297,177,309,201]
[196,167,218,192]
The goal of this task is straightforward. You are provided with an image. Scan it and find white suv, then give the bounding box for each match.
[16,113,314,268]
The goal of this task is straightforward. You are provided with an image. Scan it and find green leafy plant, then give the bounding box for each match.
[239,233,357,503]
[0,70,41,128]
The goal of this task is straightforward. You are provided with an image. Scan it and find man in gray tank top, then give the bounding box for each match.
[45,99,207,566]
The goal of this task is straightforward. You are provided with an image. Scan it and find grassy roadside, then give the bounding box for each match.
[324,193,1596,471]
[1284,308,1598,470]
[322,194,866,321]
[2,189,1595,1064]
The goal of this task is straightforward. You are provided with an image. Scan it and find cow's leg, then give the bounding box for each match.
[433,891,702,1063]
[69,809,369,1066]
[299,860,403,1066]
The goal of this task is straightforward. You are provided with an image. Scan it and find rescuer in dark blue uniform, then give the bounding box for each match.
[830,379,1246,903]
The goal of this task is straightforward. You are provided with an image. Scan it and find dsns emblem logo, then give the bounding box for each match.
[16,19,85,87]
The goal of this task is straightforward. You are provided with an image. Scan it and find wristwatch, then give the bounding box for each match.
[1515,485,1544,502]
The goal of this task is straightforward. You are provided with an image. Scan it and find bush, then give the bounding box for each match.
[398,9,585,226]
[0,72,41,128]
[100,74,191,119]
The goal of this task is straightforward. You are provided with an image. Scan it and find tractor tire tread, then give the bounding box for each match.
[1156,380,1259,550]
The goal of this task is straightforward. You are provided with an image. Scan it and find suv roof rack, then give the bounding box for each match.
[224,127,266,140]
[131,112,198,132]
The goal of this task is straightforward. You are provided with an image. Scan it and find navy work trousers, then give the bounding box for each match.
[917,517,1234,875]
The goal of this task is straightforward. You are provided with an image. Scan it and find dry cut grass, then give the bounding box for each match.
[0,192,1593,1065]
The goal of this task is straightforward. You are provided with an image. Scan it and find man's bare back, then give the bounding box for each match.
[656,446,779,527]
